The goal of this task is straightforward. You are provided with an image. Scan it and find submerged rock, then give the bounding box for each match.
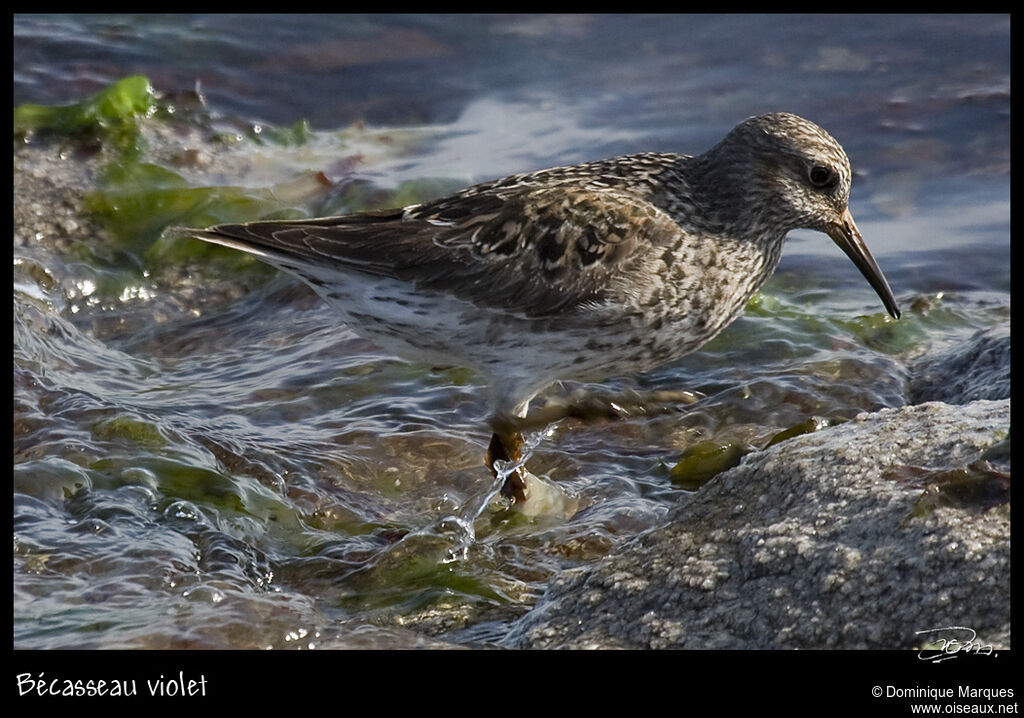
[908,324,1010,404]
[503,399,1010,649]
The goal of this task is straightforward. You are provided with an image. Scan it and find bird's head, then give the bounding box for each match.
[703,112,900,319]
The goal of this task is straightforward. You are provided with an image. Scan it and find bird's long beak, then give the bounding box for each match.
[826,208,900,319]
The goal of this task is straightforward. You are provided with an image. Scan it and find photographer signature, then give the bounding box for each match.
[916,626,996,663]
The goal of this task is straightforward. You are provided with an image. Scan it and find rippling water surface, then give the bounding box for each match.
[13,14,1009,650]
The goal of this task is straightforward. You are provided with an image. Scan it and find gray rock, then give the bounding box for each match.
[503,399,1010,649]
[908,324,1010,404]
[13,142,104,254]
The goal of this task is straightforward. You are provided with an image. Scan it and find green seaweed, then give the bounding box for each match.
[670,440,750,490]
[884,459,1011,520]
[85,162,277,259]
[249,118,315,146]
[14,75,157,155]
[88,455,291,524]
[338,555,507,614]
[764,416,836,448]
[18,75,466,296]
[746,289,924,356]
[90,414,167,449]
[979,432,1009,465]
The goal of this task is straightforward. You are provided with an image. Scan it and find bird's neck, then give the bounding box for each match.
[680,150,784,245]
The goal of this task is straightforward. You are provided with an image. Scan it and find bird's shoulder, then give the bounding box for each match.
[387,154,689,314]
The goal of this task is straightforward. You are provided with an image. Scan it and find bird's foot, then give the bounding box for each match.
[486,431,528,503]
[486,432,579,516]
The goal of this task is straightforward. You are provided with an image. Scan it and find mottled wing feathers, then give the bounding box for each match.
[183,182,683,317]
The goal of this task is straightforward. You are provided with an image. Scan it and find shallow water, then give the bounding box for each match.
[13,14,1009,650]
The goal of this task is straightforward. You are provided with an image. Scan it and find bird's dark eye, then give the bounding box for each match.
[808,164,837,189]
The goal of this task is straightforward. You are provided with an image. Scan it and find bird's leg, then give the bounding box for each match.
[484,389,702,505]
[485,430,528,503]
